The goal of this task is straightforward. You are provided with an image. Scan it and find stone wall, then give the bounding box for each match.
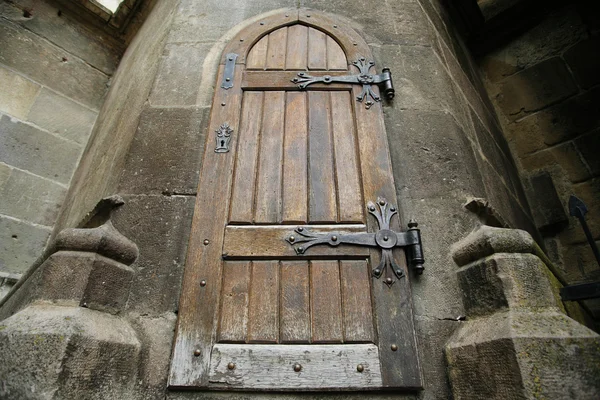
[0,0,123,286]
[478,2,600,308]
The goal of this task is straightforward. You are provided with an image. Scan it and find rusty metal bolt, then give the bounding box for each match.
[293,363,302,372]
[357,364,364,372]
[391,344,398,351]
[227,362,236,370]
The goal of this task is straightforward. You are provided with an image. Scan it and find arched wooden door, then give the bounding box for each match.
[170,9,421,391]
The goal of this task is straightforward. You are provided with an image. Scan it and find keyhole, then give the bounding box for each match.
[221,140,225,147]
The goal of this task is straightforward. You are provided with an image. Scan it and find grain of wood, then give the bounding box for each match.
[218,261,250,342]
[254,91,285,223]
[246,35,268,69]
[280,261,310,343]
[229,92,264,224]
[285,25,308,70]
[209,344,383,389]
[247,261,279,343]
[266,27,287,70]
[326,36,347,70]
[308,91,337,223]
[282,91,308,223]
[330,91,364,223]
[308,27,327,70]
[340,260,375,343]
[310,260,343,343]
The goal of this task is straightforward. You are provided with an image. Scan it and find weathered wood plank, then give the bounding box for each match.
[353,83,422,388]
[308,91,337,223]
[285,25,308,70]
[308,27,327,70]
[310,260,343,343]
[229,92,264,223]
[209,344,383,389]
[247,261,279,343]
[222,225,369,259]
[242,70,350,90]
[169,66,244,387]
[282,91,308,223]
[340,260,375,343]
[326,36,348,70]
[330,91,364,223]
[246,35,268,69]
[266,27,287,70]
[254,91,285,223]
[218,261,250,343]
[280,261,311,343]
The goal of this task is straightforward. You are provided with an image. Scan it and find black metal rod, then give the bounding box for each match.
[576,215,600,267]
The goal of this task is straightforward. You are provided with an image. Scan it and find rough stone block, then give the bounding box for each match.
[0,0,122,75]
[0,304,141,400]
[0,163,66,226]
[119,106,207,195]
[111,195,195,316]
[0,66,40,119]
[149,43,213,107]
[574,128,600,176]
[564,36,600,89]
[446,310,600,400]
[495,57,578,119]
[0,20,109,109]
[521,141,592,183]
[0,216,50,275]
[27,88,98,145]
[527,172,569,235]
[512,86,600,147]
[0,114,81,184]
[81,255,135,315]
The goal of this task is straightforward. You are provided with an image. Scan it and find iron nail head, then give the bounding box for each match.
[203,239,210,245]
[227,362,236,370]
[331,235,338,242]
[194,349,201,356]
[200,280,206,287]
[385,277,393,284]
[289,236,295,242]
[357,364,364,372]
[391,344,398,351]
[294,363,302,372]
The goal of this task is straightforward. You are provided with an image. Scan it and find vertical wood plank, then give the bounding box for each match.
[285,25,308,70]
[308,27,327,70]
[229,92,264,223]
[247,261,279,343]
[218,261,250,342]
[353,84,422,387]
[326,36,348,70]
[310,260,343,343]
[308,91,337,223]
[340,260,374,343]
[330,91,364,223]
[280,261,310,343]
[247,35,269,69]
[254,91,285,223]
[169,66,244,387]
[282,92,308,223]
[266,27,287,70]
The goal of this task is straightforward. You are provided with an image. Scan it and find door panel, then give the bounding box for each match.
[170,13,421,390]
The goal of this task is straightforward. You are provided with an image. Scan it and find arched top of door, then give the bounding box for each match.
[220,8,373,66]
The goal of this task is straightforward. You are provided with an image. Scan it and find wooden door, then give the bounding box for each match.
[170,10,421,391]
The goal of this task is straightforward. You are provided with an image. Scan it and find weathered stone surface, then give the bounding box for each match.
[0,66,40,120]
[446,310,600,400]
[574,128,600,176]
[119,106,207,195]
[0,163,66,226]
[82,255,134,315]
[564,36,600,89]
[149,43,213,107]
[0,304,141,400]
[494,57,578,119]
[521,141,592,183]
[111,194,195,316]
[0,216,50,276]
[0,114,81,184]
[52,0,177,234]
[0,20,109,110]
[527,172,569,235]
[27,88,98,145]
[0,0,122,75]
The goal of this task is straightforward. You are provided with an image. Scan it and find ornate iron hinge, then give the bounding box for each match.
[291,57,395,109]
[286,198,424,286]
